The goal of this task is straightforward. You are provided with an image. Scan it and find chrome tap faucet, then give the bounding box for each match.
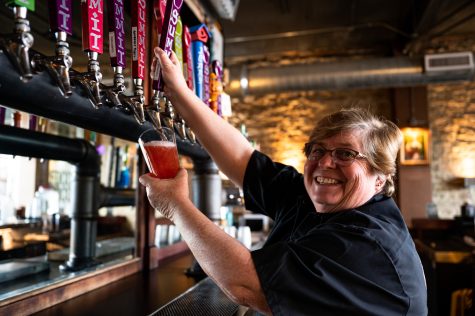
[102,67,126,108]
[71,52,103,108]
[1,6,34,81]
[32,31,73,96]
[120,78,145,124]
[145,92,165,130]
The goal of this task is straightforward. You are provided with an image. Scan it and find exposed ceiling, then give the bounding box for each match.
[220,0,475,64]
[1,0,474,84]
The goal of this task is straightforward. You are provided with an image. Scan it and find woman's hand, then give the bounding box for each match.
[139,168,190,221]
[151,47,189,103]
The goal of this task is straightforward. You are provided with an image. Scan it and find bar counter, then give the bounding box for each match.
[33,253,198,316]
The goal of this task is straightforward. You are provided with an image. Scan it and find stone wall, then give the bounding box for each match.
[227,35,475,218]
[228,89,393,173]
[426,36,475,218]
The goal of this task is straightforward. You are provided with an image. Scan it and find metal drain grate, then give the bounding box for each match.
[150,278,240,316]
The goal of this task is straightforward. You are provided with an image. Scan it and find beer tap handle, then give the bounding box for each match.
[2,2,35,81]
[203,45,210,106]
[183,25,194,92]
[190,24,210,102]
[79,0,104,108]
[171,15,187,140]
[101,0,127,108]
[128,0,147,123]
[43,0,74,96]
[210,60,223,115]
[151,0,184,98]
[107,0,126,70]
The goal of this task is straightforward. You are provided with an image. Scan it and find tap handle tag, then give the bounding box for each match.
[6,0,35,11]
[131,0,146,80]
[189,24,209,44]
[48,0,72,35]
[152,0,184,91]
[202,46,210,106]
[81,0,103,54]
[183,25,194,91]
[107,0,126,67]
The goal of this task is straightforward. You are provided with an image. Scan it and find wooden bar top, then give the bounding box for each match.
[33,253,198,316]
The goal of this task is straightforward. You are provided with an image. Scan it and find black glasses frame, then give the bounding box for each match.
[304,143,367,166]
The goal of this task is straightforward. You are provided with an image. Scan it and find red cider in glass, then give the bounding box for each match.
[143,140,179,179]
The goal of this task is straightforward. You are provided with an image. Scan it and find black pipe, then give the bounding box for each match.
[0,125,100,271]
[191,159,222,222]
[100,187,135,207]
[0,50,209,161]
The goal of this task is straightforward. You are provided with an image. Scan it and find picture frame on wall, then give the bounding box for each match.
[400,127,430,165]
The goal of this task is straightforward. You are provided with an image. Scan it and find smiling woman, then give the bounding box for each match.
[141,44,428,316]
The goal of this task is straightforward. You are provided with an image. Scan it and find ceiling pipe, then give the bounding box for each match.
[227,55,475,97]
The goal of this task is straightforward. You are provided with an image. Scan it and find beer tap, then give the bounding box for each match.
[190,24,210,103]
[149,0,184,131]
[203,46,210,107]
[32,0,73,97]
[70,0,104,108]
[101,0,126,108]
[210,60,223,115]
[172,16,187,140]
[2,0,35,81]
[147,0,166,130]
[182,25,196,142]
[120,0,146,123]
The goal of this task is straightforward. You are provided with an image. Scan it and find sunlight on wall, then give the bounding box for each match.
[451,155,475,178]
[0,155,36,220]
[278,143,306,173]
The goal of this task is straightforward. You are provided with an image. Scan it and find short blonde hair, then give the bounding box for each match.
[305,108,402,196]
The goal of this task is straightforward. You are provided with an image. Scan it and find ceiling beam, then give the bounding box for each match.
[405,0,475,53]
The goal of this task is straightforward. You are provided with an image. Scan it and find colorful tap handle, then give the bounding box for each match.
[183,25,194,91]
[131,0,146,80]
[48,0,72,35]
[202,46,210,106]
[152,0,184,91]
[6,0,35,11]
[154,0,166,35]
[173,16,183,67]
[81,0,103,54]
[210,60,223,114]
[190,24,209,102]
[212,60,223,80]
[107,0,126,68]
[0,107,5,125]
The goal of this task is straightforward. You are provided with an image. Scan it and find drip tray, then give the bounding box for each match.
[48,237,135,261]
[0,259,49,283]
[150,278,242,316]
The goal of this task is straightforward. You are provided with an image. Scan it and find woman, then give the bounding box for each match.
[139,48,427,315]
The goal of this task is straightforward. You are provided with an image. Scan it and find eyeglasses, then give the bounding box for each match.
[304,143,367,166]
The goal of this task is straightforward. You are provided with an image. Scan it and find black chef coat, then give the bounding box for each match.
[243,150,427,316]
